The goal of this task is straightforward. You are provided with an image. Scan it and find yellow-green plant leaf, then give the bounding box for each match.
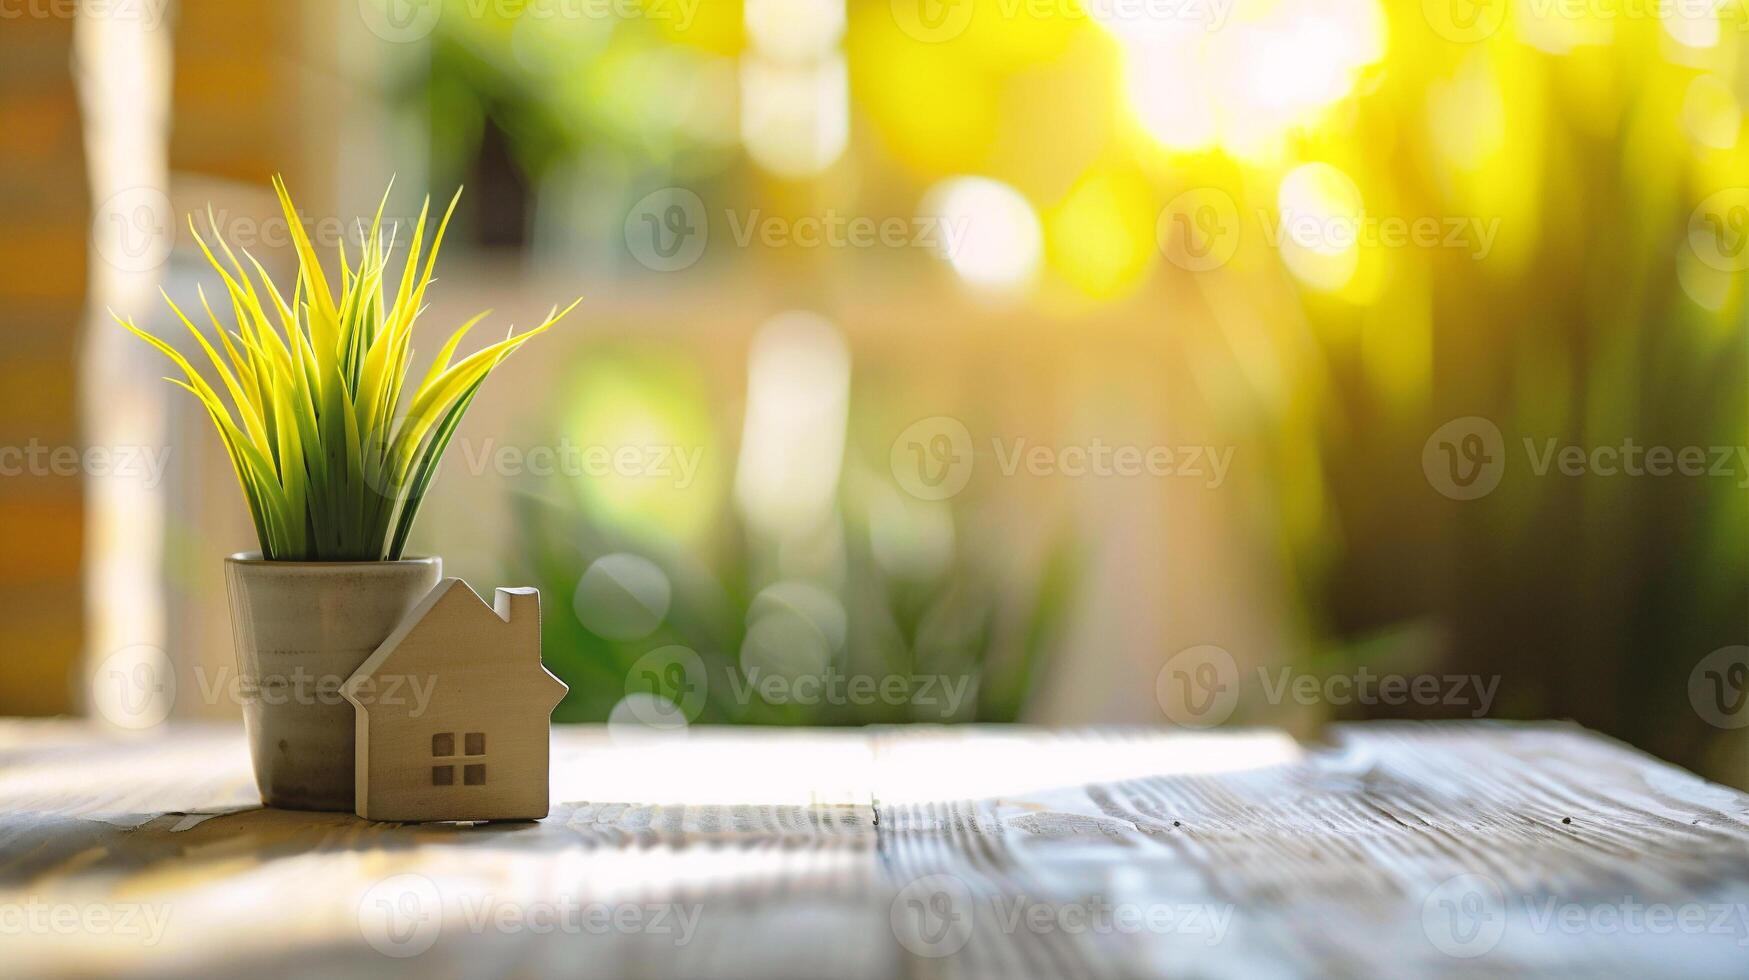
[120,178,576,560]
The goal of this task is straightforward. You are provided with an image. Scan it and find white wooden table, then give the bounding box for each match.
[1,721,1746,978]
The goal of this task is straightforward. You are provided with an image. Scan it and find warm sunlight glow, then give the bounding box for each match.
[1116,0,1386,160]
[740,55,850,178]
[1125,37,1218,151]
[921,176,1043,291]
[734,313,850,537]
[568,356,720,545]
[1662,1,1720,49]
[744,0,845,62]
[1682,74,1740,149]
[873,729,1304,805]
[551,728,874,806]
[553,727,1304,807]
[1275,162,1364,293]
[1047,171,1156,299]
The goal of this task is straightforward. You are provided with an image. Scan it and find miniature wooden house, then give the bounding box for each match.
[341,579,567,822]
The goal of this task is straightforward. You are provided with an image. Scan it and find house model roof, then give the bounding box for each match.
[341,578,566,713]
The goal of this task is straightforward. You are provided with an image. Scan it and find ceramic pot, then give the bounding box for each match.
[224,553,442,811]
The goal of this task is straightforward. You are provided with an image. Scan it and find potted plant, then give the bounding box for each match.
[118,177,576,811]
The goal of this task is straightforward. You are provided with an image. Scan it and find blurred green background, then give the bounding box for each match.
[30,0,1749,786]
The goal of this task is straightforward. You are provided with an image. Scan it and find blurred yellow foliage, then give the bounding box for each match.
[1046,167,1156,299]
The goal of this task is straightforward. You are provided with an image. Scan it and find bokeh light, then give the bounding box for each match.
[1046,169,1156,299]
[573,553,672,641]
[921,176,1043,291]
[734,313,851,538]
[565,351,721,545]
[1114,0,1386,160]
[1275,162,1364,293]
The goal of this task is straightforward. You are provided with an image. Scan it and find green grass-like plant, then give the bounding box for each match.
[118,177,576,561]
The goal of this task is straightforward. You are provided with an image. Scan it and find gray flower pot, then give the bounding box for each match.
[224,553,442,811]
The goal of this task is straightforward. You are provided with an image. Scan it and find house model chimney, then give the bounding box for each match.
[495,587,539,623]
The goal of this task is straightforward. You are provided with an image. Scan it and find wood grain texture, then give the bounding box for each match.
[0,721,1744,979]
